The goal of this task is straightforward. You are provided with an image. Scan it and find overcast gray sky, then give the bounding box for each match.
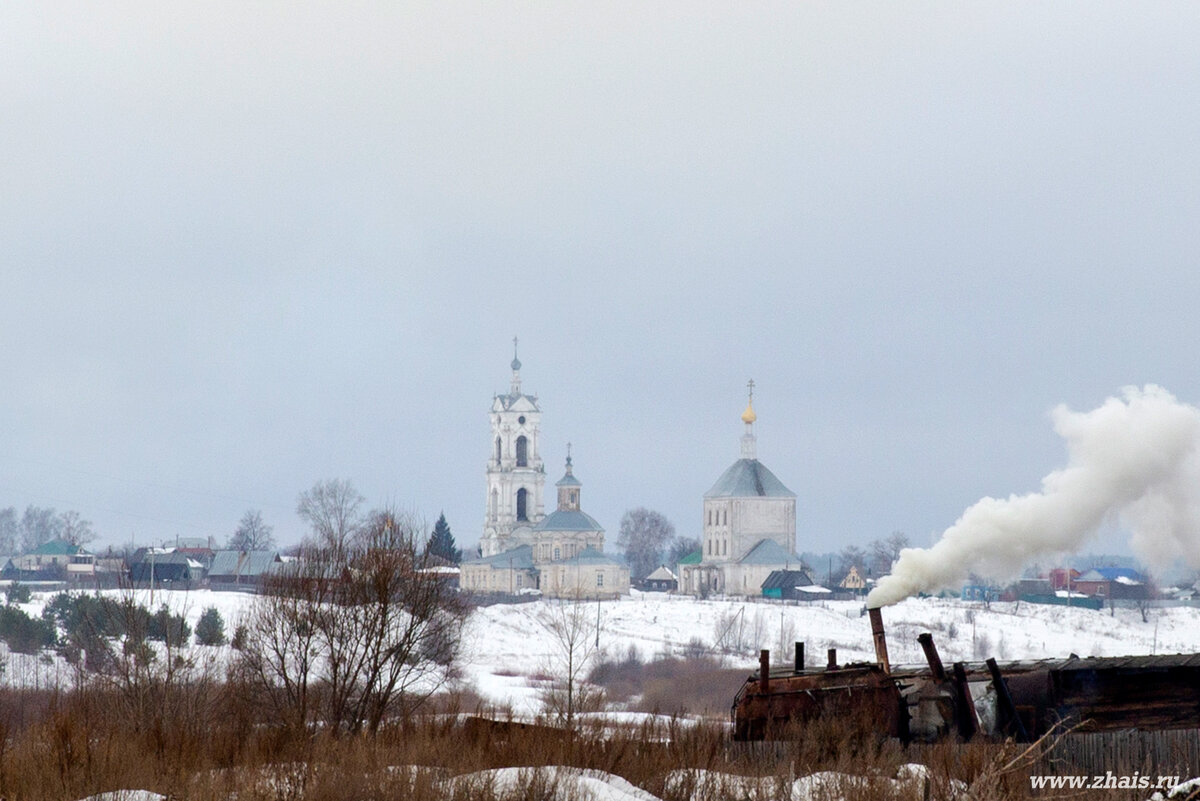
[3,4,1199,558]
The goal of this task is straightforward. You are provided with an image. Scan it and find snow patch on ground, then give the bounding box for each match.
[450,766,662,801]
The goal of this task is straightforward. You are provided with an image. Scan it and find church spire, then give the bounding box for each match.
[556,443,582,511]
[740,379,757,460]
[510,336,522,395]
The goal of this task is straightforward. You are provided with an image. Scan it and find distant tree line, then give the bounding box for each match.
[0,505,96,554]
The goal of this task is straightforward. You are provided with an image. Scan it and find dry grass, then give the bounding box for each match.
[0,678,1180,801]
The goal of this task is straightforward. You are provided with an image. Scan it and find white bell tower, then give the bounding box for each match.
[480,338,546,556]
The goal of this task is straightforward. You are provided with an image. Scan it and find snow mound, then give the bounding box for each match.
[665,764,964,801]
[449,766,662,801]
[1149,776,1200,800]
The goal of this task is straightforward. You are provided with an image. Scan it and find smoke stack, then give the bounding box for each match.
[868,606,891,674]
[759,649,770,693]
[794,641,804,672]
[917,632,946,681]
[827,648,837,670]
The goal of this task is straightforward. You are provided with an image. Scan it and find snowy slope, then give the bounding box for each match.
[5,588,1200,714]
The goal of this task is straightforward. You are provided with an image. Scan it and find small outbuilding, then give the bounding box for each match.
[640,565,678,592]
[761,568,818,600]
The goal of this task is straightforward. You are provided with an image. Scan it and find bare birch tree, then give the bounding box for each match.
[540,591,604,725]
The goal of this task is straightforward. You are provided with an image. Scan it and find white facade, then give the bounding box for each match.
[680,390,803,597]
[466,345,629,598]
[480,347,546,557]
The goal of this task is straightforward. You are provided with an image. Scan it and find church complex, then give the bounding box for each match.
[460,344,807,599]
[459,344,630,598]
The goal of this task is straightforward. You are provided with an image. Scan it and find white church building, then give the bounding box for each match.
[679,386,807,597]
[461,345,629,599]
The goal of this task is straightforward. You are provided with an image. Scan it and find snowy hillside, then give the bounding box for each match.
[4,588,1199,716]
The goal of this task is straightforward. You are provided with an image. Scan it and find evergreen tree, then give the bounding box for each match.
[196,606,227,646]
[426,513,461,564]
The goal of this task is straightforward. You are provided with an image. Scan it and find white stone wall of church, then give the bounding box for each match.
[732,498,796,559]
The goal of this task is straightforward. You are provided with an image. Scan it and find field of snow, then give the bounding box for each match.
[6,588,1200,714]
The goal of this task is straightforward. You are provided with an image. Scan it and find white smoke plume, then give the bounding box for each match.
[867,385,1200,608]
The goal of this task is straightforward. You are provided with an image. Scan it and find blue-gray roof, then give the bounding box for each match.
[737,538,803,566]
[463,544,535,570]
[534,508,604,533]
[555,472,582,487]
[553,547,624,567]
[705,459,795,498]
[208,550,280,577]
[494,393,540,411]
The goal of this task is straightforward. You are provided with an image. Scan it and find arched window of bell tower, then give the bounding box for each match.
[517,488,528,521]
[495,436,502,464]
[516,435,528,467]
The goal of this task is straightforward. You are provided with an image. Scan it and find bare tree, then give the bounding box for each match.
[59,510,96,547]
[540,591,603,725]
[296,478,365,551]
[239,508,466,735]
[667,536,701,569]
[0,507,18,554]
[617,508,675,581]
[228,509,275,551]
[20,505,62,552]
[837,544,867,581]
[870,531,910,575]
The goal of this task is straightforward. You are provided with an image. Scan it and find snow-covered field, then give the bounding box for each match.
[11,588,1198,801]
[6,588,1200,713]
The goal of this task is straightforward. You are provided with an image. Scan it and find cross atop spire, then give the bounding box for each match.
[740,380,758,458]
[566,441,572,465]
[509,336,523,394]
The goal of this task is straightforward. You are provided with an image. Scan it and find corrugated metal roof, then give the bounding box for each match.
[209,550,280,577]
[704,459,795,498]
[30,539,82,556]
[882,652,1200,679]
[761,568,814,590]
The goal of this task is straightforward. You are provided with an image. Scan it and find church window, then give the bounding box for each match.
[516,436,528,467]
[722,539,727,556]
[516,574,523,588]
[722,508,727,525]
[707,509,711,526]
[495,436,502,464]
[517,488,528,521]
[518,415,526,424]
[597,572,604,587]
[554,546,560,560]
[706,539,711,555]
